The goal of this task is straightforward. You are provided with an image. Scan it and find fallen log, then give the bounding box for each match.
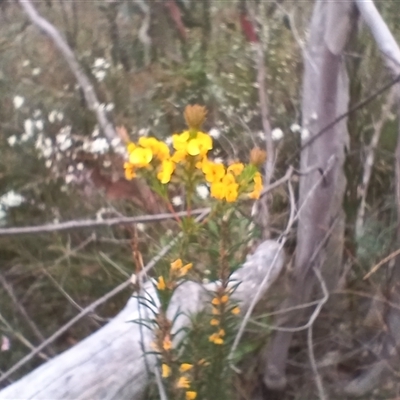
[0,240,284,400]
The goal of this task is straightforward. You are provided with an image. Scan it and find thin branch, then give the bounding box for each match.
[0,275,53,355]
[249,3,274,239]
[356,89,395,237]
[0,312,50,362]
[299,74,400,154]
[0,208,210,236]
[363,247,400,280]
[18,0,116,141]
[0,209,210,384]
[307,267,329,400]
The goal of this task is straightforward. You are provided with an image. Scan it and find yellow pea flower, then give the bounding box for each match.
[139,137,170,161]
[210,182,226,200]
[124,162,136,180]
[187,132,213,157]
[249,172,263,199]
[211,297,220,306]
[202,160,225,183]
[210,173,239,202]
[172,131,190,152]
[171,259,183,271]
[185,391,197,400]
[210,318,219,326]
[227,162,244,176]
[209,333,224,345]
[178,263,193,277]
[225,185,239,203]
[157,159,175,184]
[129,147,153,167]
[162,363,171,378]
[127,142,136,153]
[179,363,193,372]
[220,294,229,304]
[231,306,240,315]
[163,336,172,351]
[171,149,187,163]
[177,376,191,389]
[157,276,166,290]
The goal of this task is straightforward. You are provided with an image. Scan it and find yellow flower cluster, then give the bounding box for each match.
[123,105,264,203]
[208,292,240,345]
[156,259,193,291]
[209,329,225,345]
[175,363,197,399]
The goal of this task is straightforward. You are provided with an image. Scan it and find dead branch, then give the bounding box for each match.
[356,89,396,237]
[18,0,117,141]
[0,208,210,236]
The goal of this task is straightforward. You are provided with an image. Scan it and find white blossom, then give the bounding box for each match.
[48,110,57,123]
[196,184,209,199]
[213,157,224,164]
[22,60,30,67]
[65,174,75,184]
[271,128,284,141]
[0,191,25,208]
[1,335,10,352]
[165,136,173,145]
[136,223,146,232]
[32,68,41,76]
[93,58,110,69]
[7,136,17,147]
[35,120,44,131]
[290,123,301,133]
[23,119,34,139]
[301,128,310,140]
[257,130,266,140]
[209,128,221,139]
[56,126,73,151]
[94,70,106,82]
[90,137,109,153]
[13,96,24,109]
[172,196,183,207]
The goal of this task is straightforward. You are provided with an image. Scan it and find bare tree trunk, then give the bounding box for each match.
[263,0,354,390]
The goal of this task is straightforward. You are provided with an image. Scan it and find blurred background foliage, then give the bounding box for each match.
[1,0,400,397]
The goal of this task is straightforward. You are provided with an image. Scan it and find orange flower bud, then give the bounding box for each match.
[249,147,267,166]
[184,105,207,130]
